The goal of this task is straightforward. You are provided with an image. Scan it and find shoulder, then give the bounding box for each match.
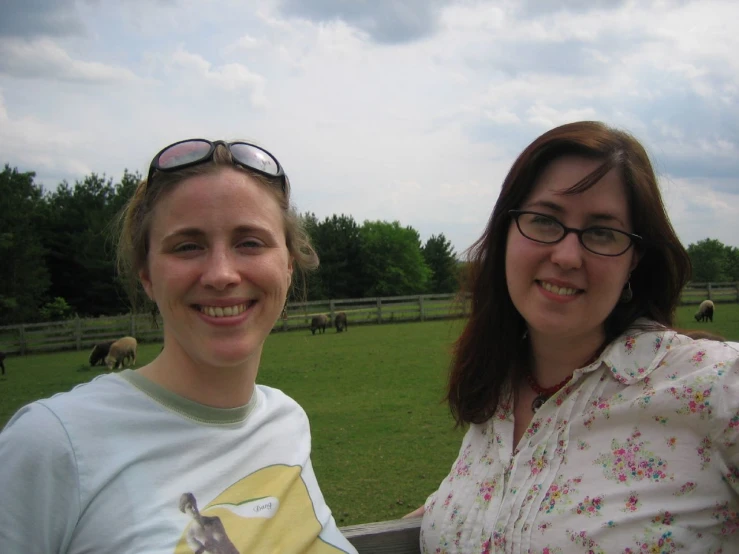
[604,320,738,384]
[255,385,309,420]
[665,332,739,368]
[0,401,78,471]
[34,373,135,417]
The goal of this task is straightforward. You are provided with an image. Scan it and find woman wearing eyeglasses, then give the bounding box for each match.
[0,140,358,554]
[413,122,739,553]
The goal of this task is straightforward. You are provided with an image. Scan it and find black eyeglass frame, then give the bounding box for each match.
[146,139,287,192]
[508,209,642,257]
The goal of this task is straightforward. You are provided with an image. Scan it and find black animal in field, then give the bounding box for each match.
[0,351,5,376]
[334,312,348,333]
[310,314,329,335]
[89,341,115,367]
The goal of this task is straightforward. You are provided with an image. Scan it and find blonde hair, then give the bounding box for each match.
[115,143,318,310]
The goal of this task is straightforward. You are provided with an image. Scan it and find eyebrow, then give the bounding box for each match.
[162,225,273,242]
[524,200,626,226]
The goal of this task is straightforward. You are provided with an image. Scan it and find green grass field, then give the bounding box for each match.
[0,304,737,525]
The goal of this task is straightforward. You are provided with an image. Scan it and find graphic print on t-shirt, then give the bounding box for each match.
[173,464,347,553]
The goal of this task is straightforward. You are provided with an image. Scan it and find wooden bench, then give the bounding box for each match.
[341,517,422,553]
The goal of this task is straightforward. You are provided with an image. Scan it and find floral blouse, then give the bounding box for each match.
[420,321,739,554]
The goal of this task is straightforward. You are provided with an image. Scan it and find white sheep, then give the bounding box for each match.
[105,336,138,370]
[694,299,715,323]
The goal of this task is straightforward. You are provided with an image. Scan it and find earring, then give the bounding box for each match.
[281,303,288,319]
[620,280,633,303]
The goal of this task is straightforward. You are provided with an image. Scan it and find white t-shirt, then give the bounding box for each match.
[0,370,357,554]
[421,322,739,553]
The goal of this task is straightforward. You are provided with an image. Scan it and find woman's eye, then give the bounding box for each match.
[173,243,201,253]
[531,216,558,227]
[239,239,264,249]
[587,228,617,242]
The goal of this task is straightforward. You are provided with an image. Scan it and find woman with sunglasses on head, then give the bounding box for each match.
[411,122,739,553]
[0,140,358,554]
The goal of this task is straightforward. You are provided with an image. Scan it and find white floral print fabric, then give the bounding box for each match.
[420,320,739,554]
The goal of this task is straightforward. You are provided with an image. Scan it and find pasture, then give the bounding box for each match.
[0,304,737,526]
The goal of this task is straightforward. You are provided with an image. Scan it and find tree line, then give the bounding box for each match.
[0,165,459,325]
[3,163,739,326]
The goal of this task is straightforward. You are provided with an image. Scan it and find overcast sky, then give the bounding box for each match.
[2,0,738,254]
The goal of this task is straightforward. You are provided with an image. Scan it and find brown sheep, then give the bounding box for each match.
[694,299,715,323]
[105,336,138,370]
[334,312,348,333]
[310,314,328,335]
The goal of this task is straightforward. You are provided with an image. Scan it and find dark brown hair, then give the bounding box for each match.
[116,143,318,311]
[447,121,692,425]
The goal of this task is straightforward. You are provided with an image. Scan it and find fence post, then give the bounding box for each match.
[130,313,136,337]
[736,282,739,303]
[419,296,425,322]
[19,324,26,355]
[282,303,289,332]
[376,298,382,324]
[75,316,82,351]
[707,283,712,300]
[329,299,336,321]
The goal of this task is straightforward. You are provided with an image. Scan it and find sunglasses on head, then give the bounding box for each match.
[146,139,288,192]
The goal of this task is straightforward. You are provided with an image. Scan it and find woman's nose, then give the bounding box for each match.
[549,231,584,270]
[201,249,241,290]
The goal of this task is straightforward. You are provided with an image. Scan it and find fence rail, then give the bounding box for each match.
[0,293,470,355]
[1,283,737,356]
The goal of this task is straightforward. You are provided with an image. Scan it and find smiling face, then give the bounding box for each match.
[139,167,292,372]
[505,155,639,344]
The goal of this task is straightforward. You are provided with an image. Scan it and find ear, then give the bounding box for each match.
[139,268,154,301]
[629,249,642,273]
[287,258,294,288]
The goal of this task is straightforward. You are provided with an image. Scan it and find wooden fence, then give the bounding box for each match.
[341,518,421,553]
[680,281,739,303]
[0,293,469,356]
[1,282,736,356]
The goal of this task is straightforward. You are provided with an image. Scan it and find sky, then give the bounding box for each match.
[2,0,738,255]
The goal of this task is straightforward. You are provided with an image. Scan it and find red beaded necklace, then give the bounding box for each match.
[527,344,606,413]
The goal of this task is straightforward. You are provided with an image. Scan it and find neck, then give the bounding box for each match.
[527,330,605,389]
[137,344,260,409]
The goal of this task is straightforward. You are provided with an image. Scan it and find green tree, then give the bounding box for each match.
[0,165,50,324]
[686,238,729,282]
[357,220,430,296]
[39,297,75,321]
[422,233,458,293]
[724,246,739,281]
[306,214,364,300]
[38,171,139,316]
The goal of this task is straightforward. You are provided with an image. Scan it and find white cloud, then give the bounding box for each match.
[0,38,141,84]
[0,0,738,254]
[525,104,599,129]
[224,34,262,52]
[0,89,93,185]
[167,47,268,106]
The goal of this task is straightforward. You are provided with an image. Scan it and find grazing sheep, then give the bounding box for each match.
[310,314,329,335]
[694,299,715,323]
[89,341,115,367]
[334,312,348,333]
[681,329,725,341]
[105,336,138,370]
[0,351,5,375]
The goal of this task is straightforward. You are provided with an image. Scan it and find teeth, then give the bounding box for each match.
[200,303,248,318]
[540,281,579,296]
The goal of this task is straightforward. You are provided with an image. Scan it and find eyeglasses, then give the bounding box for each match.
[509,210,641,257]
[146,139,287,192]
